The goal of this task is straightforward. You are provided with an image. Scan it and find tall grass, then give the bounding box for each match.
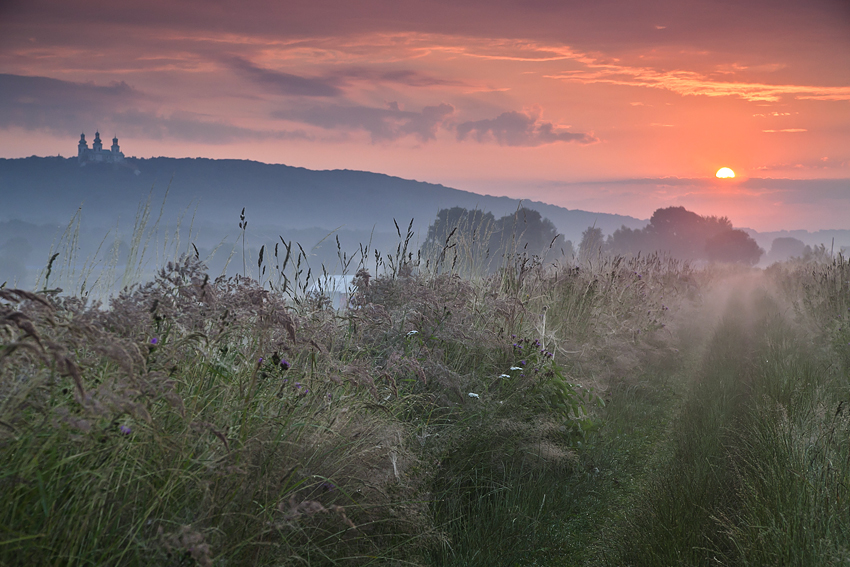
[599,257,850,566]
[10,200,848,566]
[1,203,702,566]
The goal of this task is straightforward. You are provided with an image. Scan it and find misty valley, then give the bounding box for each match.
[3,0,849,562]
[2,163,850,565]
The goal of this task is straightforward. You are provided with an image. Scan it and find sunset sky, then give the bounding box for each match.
[1,0,849,231]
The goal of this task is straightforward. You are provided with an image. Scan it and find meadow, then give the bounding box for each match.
[1,214,849,566]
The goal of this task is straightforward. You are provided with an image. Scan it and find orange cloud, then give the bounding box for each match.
[546,65,850,102]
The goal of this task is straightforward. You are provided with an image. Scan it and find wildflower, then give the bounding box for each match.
[327,393,332,401]
[468,392,480,399]
[499,374,511,378]
[511,334,516,339]
[510,366,523,371]
[321,482,336,492]
[280,359,290,370]
[150,337,159,345]
[406,330,419,337]
[119,425,132,435]
[295,382,301,389]
[258,357,264,364]
[519,360,526,366]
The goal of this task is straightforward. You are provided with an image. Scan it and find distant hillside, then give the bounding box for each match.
[0,156,646,243]
[0,156,652,289]
[2,157,848,289]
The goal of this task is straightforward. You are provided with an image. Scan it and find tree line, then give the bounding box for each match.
[579,206,764,265]
[421,205,766,270]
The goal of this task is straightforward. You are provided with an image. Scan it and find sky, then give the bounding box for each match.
[1,0,849,231]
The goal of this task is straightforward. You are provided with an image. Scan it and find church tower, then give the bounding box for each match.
[75,130,126,165]
[77,133,89,162]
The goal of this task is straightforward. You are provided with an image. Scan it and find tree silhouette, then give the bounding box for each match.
[705,229,764,265]
[607,206,757,263]
[579,226,605,261]
[422,207,565,271]
[766,237,811,263]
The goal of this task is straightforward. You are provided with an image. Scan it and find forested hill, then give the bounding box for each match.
[0,156,646,242]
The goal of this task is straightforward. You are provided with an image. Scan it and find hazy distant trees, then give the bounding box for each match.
[422,206,569,271]
[421,207,496,261]
[601,206,763,264]
[578,226,605,262]
[705,229,763,265]
[765,237,811,263]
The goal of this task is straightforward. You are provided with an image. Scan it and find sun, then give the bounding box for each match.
[716,167,736,179]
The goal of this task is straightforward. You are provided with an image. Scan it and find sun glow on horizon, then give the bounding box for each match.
[716,167,735,179]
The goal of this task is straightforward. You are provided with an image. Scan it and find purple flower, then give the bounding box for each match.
[258,357,264,364]
[519,360,526,366]
[327,393,333,401]
[295,382,301,389]
[321,481,336,492]
[149,337,159,345]
[119,425,132,435]
[280,359,290,370]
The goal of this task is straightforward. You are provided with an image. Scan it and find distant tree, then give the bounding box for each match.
[421,207,496,265]
[608,225,648,256]
[644,207,732,259]
[705,229,764,265]
[421,206,565,272]
[490,208,565,263]
[579,226,605,262]
[766,237,811,263]
[607,206,752,262]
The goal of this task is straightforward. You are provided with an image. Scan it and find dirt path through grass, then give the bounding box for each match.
[590,272,850,566]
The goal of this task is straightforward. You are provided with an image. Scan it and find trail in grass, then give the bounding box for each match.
[590,273,850,566]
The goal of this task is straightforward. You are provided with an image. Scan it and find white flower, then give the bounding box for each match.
[468,392,480,399]
[406,330,418,337]
[510,366,523,371]
[499,374,511,378]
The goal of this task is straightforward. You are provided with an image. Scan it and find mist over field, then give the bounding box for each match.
[2,156,849,295]
[2,0,850,563]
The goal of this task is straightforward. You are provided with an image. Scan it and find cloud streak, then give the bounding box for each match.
[546,65,850,103]
[0,73,308,142]
[0,73,144,132]
[226,57,343,97]
[274,102,454,142]
[225,56,466,97]
[456,109,597,146]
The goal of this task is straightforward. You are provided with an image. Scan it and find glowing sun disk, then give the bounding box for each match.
[716,167,735,179]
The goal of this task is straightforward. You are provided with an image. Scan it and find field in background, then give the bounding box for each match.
[1,210,849,565]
